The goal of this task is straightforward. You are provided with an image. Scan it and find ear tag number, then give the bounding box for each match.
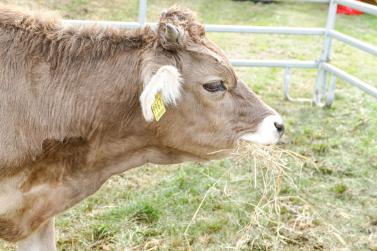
[151,93,166,121]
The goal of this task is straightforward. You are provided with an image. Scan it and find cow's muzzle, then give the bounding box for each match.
[240,114,284,145]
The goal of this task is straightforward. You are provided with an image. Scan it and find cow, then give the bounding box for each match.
[0,5,284,251]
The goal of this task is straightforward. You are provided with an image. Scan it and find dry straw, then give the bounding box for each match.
[232,143,312,250]
[185,143,346,250]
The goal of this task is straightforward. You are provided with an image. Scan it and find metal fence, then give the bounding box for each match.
[63,0,377,106]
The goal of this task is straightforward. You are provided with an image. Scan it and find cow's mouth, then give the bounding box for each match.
[239,115,284,145]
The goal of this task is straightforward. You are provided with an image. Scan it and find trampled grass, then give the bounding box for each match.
[0,0,377,250]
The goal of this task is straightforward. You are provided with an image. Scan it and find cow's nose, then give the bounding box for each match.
[274,122,285,136]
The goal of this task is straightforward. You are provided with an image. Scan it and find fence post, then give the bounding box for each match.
[284,67,291,100]
[138,0,147,26]
[314,0,338,105]
[326,75,337,106]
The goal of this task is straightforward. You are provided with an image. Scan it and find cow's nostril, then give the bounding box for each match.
[274,122,285,135]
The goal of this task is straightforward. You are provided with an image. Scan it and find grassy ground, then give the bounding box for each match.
[1,0,377,250]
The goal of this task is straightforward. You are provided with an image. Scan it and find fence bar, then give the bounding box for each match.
[205,25,325,35]
[63,21,325,36]
[329,30,377,57]
[231,60,318,68]
[314,0,337,104]
[336,0,377,16]
[138,0,147,26]
[322,63,377,98]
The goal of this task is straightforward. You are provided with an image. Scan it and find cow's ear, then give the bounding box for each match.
[140,65,182,122]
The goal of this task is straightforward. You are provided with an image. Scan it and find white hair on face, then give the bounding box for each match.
[140,65,182,122]
[240,115,283,145]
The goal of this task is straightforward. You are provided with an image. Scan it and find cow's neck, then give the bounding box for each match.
[0,112,202,242]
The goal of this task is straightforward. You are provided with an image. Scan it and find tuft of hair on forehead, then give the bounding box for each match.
[158,6,206,43]
[156,7,237,85]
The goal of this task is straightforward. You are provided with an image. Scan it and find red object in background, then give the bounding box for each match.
[337,1,364,15]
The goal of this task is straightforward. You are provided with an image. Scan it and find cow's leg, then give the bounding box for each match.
[16,218,56,251]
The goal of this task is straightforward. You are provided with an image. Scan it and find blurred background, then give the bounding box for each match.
[0,0,376,250]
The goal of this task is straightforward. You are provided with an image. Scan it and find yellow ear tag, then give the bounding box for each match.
[151,93,166,121]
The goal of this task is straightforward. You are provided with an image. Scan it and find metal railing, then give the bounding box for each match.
[63,0,377,106]
[314,0,377,106]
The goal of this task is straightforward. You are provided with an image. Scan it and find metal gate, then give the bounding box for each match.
[64,0,377,106]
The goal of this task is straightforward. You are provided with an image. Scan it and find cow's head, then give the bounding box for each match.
[140,8,284,159]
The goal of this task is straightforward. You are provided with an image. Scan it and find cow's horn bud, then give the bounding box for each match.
[160,10,167,19]
[165,23,180,43]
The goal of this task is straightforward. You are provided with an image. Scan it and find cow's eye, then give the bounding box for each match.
[203,81,226,92]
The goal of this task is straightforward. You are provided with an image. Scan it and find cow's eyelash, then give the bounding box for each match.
[203,81,227,92]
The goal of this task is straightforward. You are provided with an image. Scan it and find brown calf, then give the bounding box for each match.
[0,6,284,250]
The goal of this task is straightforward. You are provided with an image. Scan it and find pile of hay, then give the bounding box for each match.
[184,143,346,250]
[229,143,345,250]
[230,143,311,249]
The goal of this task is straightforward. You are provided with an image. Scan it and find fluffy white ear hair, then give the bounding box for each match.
[140,65,182,122]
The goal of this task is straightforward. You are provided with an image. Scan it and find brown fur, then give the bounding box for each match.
[0,6,155,64]
[0,218,23,242]
[0,5,277,245]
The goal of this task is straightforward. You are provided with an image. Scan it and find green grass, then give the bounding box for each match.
[1,0,377,250]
